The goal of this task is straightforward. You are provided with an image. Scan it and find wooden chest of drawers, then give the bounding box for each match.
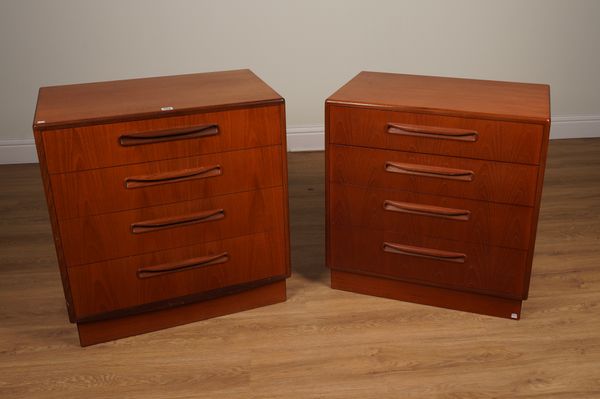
[33,69,290,345]
[325,72,550,319]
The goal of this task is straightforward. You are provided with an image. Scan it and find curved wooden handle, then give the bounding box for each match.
[385,161,474,181]
[131,208,225,234]
[383,242,466,263]
[387,123,478,142]
[137,252,229,278]
[119,124,219,146]
[124,165,222,189]
[383,200,471,221]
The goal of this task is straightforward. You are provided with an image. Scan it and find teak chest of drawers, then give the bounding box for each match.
[325,72,550,319]
[33,69,290,345]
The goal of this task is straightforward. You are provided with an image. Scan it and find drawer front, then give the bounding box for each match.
[51,146,283,220]
[330,184,533,250]
[43,105,282,173]
[330,145,538,206]
[330,227,527,298]
[329,106,544,164]
[60,187,285,266]
[68,231,287,319]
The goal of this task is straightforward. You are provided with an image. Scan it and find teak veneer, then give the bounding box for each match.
[33,69,290,345]
[326,72,551,319]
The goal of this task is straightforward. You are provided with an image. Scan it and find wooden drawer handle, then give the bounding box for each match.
[131,208,225,234]
[387,123,478,142]
[124,165,222,189]
[119,124,219,146]
[385,161,474,181]
[137,252,229,278]
[383,200,470,221]
[383,242,466,263]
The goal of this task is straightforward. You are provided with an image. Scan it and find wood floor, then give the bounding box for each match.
[1,138,599,398]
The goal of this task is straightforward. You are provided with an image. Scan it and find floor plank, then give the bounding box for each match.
[1,138,599,398]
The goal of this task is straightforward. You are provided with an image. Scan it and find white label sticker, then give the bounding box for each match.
[160,106,174,111]
[511,313,518,319]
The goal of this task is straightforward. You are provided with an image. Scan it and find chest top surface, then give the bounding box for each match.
[34,69,283,130]
[327,71,550,123]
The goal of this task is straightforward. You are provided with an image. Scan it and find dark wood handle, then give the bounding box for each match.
[131,208,225,234]
[387,123,478,142]
[383,200,471,221]
[119,124,219,146]
[383,242,466,263]
[385,161,474,181]
[137,252,229,278]
[124,165,222,189]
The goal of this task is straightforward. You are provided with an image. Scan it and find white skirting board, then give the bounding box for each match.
[286,125,325,152]
[550,115,600,139]
[0,139,39,165]
[2,115,599,164]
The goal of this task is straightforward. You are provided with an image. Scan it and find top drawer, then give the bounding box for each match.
[42,105,282,173]
[329,106,544,165]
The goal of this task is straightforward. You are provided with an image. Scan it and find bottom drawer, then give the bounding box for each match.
[68,231,287,319]
[329,227,528,298]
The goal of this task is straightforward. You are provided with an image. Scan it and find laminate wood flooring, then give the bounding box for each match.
[1,139,599,398]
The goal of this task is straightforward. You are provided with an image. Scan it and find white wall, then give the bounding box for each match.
[1,0,599,161]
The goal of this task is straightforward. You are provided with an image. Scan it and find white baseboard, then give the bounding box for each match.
[549,115,600,139]
[286,125,324,152]
[1,116,598,163]
[0,139,38,164]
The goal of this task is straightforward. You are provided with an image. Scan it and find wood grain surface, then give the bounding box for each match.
[329,227,528,298]
[50,145,283,219]
[327,71,550,123]
[1,141,600,398]
[59,187,285,266]
[329,105,544,164]
[42,104,282,173]
[76,280,287,347]
[330,144,539,206]
[68,231,287,319]
[331,269,523,321]
[34,69,283,130]
[330,183,533,250]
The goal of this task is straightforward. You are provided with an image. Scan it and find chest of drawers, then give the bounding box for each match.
[33,70,290,345]
[325,72,550,319]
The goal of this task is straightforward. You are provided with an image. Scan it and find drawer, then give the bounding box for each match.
[330,184,533,250]
[59,187,285,266]
[330,145,538,206]
[330,227,528,298]
[329,106,544,165]
[43,105,282,173]
[51,146,284,220]
[68,231,287,319]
